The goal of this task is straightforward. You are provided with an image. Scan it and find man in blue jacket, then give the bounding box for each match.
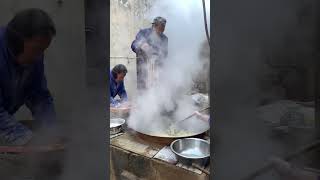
[110,64,128,107]
[0,9,58,145]
[131,16,168,91]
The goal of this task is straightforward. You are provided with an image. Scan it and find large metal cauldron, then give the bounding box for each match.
[130,116,210,145]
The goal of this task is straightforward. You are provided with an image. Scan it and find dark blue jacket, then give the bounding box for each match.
[131,28,168,60]
[0,27,56,144]
[110,71,127,106]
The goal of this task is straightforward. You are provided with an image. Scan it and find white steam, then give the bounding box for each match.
[128,0,210,134]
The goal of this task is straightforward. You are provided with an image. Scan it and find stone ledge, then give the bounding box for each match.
[110,145,210,180]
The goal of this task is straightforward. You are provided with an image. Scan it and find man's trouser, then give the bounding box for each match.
[136,53,163,92]
[136,54,147,91]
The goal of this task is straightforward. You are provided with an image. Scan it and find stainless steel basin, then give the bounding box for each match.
[110,118,125,135]
[170,138,210,167]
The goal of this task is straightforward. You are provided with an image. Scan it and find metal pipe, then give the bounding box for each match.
[315,0,320,139]
[316,54,320,139]
[109,56,136,59]
[202,0,210,47]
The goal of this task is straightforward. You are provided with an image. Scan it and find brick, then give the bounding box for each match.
[151,159,209,180]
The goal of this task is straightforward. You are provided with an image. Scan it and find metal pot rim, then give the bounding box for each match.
[110,118,126,128]
[170,138,210,159]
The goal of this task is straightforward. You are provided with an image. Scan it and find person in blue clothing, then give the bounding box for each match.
[0,9,58,145]
[131,16,168,91]
[110,64,129,108]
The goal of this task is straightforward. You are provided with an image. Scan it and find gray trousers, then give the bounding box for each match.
[136,52,163,92]
[136,54,147,91]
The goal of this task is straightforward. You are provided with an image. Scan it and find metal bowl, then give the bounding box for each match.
[110,118,126,135]
[170,138,210,167]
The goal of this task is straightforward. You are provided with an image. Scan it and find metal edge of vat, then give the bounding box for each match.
[131,124,210,138]
[129,125,210,145]
[134,131,207,145]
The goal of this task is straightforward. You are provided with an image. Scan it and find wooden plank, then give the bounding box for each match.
[111,133,161,158]
[0,144,65,153]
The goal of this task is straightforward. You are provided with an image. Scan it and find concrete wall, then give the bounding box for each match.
[110,0,155,99]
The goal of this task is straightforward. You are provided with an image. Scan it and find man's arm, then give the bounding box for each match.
[110,78,120,107]
[25,58,56,129]
[158,37,168,67]
[118,82,128,102]
[110,92,119,107]
[0,88,33,145]
[131,29,147,53]
[194,111,210,122]
[110,95,116,105]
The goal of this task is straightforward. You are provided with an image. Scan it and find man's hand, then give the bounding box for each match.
[194,111,202,117]
[194,111,210,122]
[141,43,151,52]
[21,123,64,146]
[119,101,130,108]
[111,102,121,108]
[10,130,33,146]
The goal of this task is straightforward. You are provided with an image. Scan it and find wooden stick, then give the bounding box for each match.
[175,106,210,125]
[0,144,65,153]
[302,167,320,174]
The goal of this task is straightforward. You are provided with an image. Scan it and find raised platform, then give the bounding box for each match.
[110,130,211,180]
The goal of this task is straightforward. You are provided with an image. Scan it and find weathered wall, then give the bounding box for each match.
[110,0,212,97]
